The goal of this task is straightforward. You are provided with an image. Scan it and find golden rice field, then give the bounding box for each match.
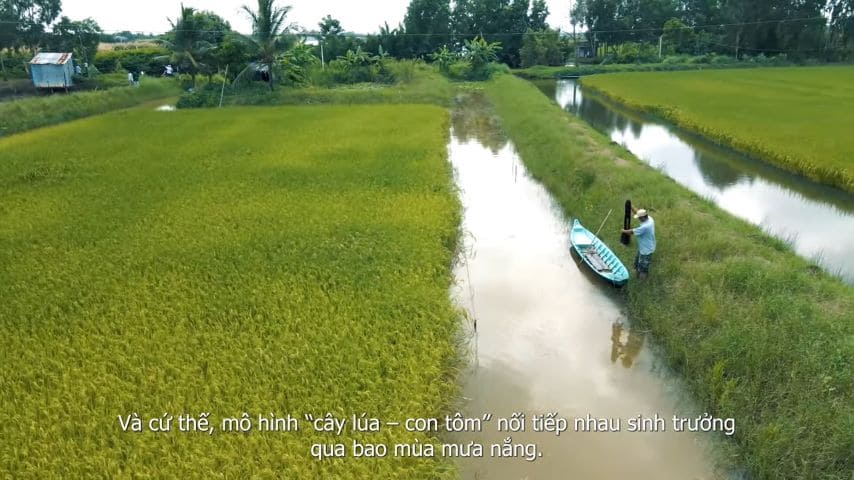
[0,105,461,478]
[582,66,854,192]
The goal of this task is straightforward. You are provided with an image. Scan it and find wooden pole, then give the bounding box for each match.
[219,64,229,108]
[594,209,613,237]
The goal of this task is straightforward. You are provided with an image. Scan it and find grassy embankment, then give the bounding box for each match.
[512,60,792,79]
[0,78,179,137]
[179,63,455,109]
[484,75,853,480]
[0,105,461,477]
[582,66,854,192]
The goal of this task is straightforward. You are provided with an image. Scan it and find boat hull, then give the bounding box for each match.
[570,219,630,286]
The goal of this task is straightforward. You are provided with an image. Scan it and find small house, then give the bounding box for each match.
[30,52,75,89]
[575,44,594,59]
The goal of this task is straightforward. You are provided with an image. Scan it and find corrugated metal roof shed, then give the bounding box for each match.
[30,53,75,88]
[30,52,73,65]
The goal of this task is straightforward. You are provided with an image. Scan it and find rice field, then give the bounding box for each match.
[582,66,854,192]
[0,105,461,478]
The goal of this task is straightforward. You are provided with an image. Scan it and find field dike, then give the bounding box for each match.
[580,73,854,193]
[484,74,853,480]
[512,62,791,80]
[0,78,180,137]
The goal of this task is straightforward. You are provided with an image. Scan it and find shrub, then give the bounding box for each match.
[662,54,692,64]
[465,37,502,80]
[688,53,713,64]
[615,42,659,63]
[307,66,337,88]
[446,61,472,80]
[710,54,736,64]
[280,42,319,87]
[319,47,397,86]
[0,51,32,79]
[77,72,135,89]
[386,59,418,83]
[93,47,169,74]
[176,84,221,108]
[428,45,457,74]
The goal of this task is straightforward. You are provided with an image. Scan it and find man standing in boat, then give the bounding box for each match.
[622,208,656,279]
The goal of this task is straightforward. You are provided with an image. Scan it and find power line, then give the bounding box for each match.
[708,41,825,53]
[0,14,831,37]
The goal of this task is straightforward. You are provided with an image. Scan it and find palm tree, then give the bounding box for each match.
[238,0,293,90]
[158,4,215,88]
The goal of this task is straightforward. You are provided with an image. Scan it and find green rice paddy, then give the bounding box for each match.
[0,105,461,478]
[582,66,854,191]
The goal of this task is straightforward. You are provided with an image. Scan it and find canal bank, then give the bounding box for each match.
[447,92,725,479]
[578,68,854,193]
[480,74,853,480]
[539,79,854,284]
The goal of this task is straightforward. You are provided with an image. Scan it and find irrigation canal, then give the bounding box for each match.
[538,79,854,284]
[447,94,726,479]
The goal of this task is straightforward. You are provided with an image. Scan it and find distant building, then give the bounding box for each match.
[29,52,75,89]
[575,43,594,59]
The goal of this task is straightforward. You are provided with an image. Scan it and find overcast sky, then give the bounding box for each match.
[60,0,574,35]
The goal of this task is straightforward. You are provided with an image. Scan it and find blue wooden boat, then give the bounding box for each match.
[570,219,630,286]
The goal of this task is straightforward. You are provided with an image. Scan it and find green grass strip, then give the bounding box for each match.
[512,62,792,80]
[582,66,854,192]
[0,78,180,137]
[206,66,454,108]
[484,74,854,480]
[0,105,461,478]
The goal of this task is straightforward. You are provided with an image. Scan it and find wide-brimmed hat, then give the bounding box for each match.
[634,209,649,219]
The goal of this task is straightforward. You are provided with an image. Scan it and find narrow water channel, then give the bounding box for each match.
[540,79,854,283]
[448,95,724,479]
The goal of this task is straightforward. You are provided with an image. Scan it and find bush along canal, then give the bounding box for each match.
[483,76,853,480]
[447,91,728,479]
[542,79,854,285]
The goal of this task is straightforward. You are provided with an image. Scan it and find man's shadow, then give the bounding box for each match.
[610,322,645,368]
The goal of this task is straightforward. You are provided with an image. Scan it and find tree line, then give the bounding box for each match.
[2,0,852,85]
[337,0,853,65]
[572,0,853,60]
[0,0,102,78]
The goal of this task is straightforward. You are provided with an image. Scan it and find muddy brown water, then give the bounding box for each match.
[542,79,854,284]
[448,97,727,479]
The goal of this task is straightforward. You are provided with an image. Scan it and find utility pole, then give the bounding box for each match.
[218,64,229,108]
[570,0,578,64]
[659,35,663,59]
[320,41,325,70]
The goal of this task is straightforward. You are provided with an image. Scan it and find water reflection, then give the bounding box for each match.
[610,323,645,369]
[549,79,854,283]
[450,91,508,154]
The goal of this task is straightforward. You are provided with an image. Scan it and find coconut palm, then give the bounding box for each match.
[237,0,293,90]
[158,4,215,88]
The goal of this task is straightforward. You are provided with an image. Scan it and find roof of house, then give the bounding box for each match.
[30,52,73,65]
